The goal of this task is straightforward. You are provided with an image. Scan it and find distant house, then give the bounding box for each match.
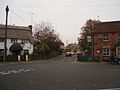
[66,43,79,52]
[0,24,34,55]
[93,21,120,61]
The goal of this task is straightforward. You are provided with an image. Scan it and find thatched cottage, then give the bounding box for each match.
[0,24,34,55]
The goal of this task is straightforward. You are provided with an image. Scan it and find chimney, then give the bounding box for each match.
[28,25,32,30]
[28,25,33,36]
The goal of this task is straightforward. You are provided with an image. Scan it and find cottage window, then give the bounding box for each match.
[103,48,110,56]
[21,39,28,43]
[0,38,4,42]
[103,34,109,41]
[11,38,18,43]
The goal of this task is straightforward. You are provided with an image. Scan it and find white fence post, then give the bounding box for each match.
[26,55,28,62]
[18,55,20,62]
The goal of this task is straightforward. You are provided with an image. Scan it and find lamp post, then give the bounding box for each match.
[4,5,9,62]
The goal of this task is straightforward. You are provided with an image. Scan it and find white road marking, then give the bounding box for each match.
[1,71,11,75]
[0,68,34,76]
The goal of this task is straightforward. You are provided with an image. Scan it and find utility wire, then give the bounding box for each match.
[10,10,28,25]
[0,0,2,3]
[10,3,120,9]
[9,0,16,6]
[0,0,6,7]
[0,0,4,4]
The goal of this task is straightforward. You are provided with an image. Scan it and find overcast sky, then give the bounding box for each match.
[0,0,120,45]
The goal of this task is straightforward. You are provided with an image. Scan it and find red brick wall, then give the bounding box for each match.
[94,33,118,61]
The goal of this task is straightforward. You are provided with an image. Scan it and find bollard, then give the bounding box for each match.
[18,55,20,62]
[26,55,28,62]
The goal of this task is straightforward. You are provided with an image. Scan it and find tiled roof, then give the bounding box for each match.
[0,24,34,44]
[93,21,120,33]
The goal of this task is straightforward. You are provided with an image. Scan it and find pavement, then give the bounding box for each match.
[0,58,109,66]
[0,55,65,65]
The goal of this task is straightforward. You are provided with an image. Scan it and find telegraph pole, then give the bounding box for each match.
[31,12,34,26]
[4,5,9,62]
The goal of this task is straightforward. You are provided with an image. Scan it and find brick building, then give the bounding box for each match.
[93,21,120,61]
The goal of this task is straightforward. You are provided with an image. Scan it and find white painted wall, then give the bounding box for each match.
[0,39,33,55]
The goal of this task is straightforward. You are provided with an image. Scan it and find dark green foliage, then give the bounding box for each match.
[29,53,41,60]
[77,55,100,62]
[6,55,17,61]
[9,43,23,55]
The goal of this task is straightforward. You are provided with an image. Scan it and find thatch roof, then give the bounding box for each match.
[0,24,34,44]
[93,21,120,33]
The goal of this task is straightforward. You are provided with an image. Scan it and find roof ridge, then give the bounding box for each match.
[99,21,120,24]
[0,24,32,30]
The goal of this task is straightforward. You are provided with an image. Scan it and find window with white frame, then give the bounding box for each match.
[103,48,110,56]
[11,38,18,43]
[103,34,109,41]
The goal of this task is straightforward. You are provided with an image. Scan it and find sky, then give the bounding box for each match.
[0,0,120,45]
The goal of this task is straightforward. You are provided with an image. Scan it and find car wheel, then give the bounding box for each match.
[117,60,120,65]
[111,61,114,65]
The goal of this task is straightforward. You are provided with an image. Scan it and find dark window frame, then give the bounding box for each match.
[11,38,18,43]
[103,48,110,57]
[21,39,28,44]
[0,38,4,42]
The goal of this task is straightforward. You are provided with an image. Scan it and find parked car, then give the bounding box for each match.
[65,52,72,57]
[110,56,120,65]
[71,51,75,55]
[76,51,81,55]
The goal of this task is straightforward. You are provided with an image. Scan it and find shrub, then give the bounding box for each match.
[6,55,17,61]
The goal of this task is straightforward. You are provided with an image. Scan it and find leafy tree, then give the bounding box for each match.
[36,41,50,58]
[78,19,100,55]
[34,21,63,58]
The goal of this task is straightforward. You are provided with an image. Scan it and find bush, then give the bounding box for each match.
[6,55,17,61]
[58,48,64,55]
[47,51,59,58]
[29,53,41,60]
[77,55,100,62]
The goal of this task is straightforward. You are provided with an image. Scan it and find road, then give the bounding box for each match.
[0,55,120,90]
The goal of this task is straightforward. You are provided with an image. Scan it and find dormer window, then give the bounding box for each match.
[103,34,109,41]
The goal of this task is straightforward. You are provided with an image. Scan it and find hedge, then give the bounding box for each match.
[77,55,100,62]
